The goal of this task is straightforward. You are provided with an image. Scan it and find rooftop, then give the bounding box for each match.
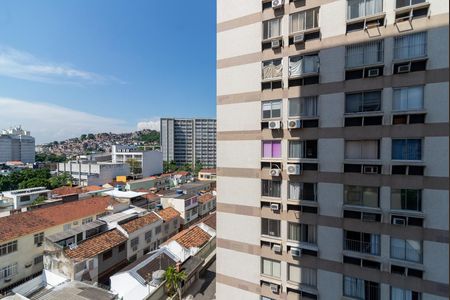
[103,189,147,199]
[0,196,113,243]
[65,229,127,261]
[169,226,211,249]
[51,186,81,196]
[121,212,161,234]
[197,193,215,204]
[156,207,180,222]
[46,220,105,243]
[29,280,117,300]
[202,212,216,230]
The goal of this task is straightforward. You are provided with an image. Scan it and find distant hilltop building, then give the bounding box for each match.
[0,126,35,164]
[160,118,216,168]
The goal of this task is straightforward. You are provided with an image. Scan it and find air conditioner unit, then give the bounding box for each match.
[272,244,282,253]
[397,64,411,73]
[293,33,305,44]
[367,68,379,77]
[286,164,301,175]
[272,0,284,9]
[268,120,281,129]
[363,166,379,174]
[291,247,302,257]
[288,119,301,129]
[270,283,280,293]
[270,203,280,211]
[392,217,406,225]
[271,39,281,49]
[269,168,281,177]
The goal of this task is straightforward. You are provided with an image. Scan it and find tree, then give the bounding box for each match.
[49,172,72,189]
[31,195,46,206]
[194,161,203,175]
[87,133,95,140]
[80,134,87,141]
[179,163,192,172]
[163,160,178,173]
[126,158,142,175]
[164,265,187,300]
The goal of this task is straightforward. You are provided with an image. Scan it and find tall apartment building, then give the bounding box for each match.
[160,118,217,168]
[0,126,35,164]
[111,145,163,178]
[216,1,448,300]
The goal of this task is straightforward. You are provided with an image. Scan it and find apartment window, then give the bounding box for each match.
[393,86,424,111]
[288,265,317,287]
[173,218,178,227]
[63,223,71,231]
[0,241,17,256]
[289,96,318,117]
[345,230,380,255]
[0,263,18,279]
[82,217,93,225]
[346,40,384,68]
[394,32,427,61]
[103,249,113,261]
[289,54,319,77]
[262,60,282,81]
[262,100,282,119]
[390,238,422,263]
[347,0,383,20]
[345,140,379,160]
[396,0,426,8]
[290,8,319,33]
[261,258,281,278]
[164,223,170,232]
[155,225,161,234]
[34,232,44,246]
[131,237,139,251]
[391,189,421,211]
[288,140,317,159]
[261,218,281,237]
[262,180,281,198]
[391,287,421,300]
[34,255,43,265]
[346,91,381,113]
[263,18,281,40]
[145,230,153,242]
[345,186,379,207]
[344,276,380,300]
[392,139,422,160]
[262,141,282,159]
[118,243,125,252]
[288,182,316,201]
[288,222,316,243]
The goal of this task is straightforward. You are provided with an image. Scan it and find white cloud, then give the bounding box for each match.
[0,97,133,144]
[0,46,123,84]
[137,118,160,131]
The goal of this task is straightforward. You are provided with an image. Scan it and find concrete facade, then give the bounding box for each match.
[216,1,449,300]
[112,145,163,178]
[0,127,35,164]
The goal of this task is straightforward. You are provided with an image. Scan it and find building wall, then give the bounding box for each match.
[0,134,35,164]
[126,219,164,260]
[216,0,449,299]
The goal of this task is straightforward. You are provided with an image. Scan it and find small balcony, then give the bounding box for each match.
[344,239,380,256]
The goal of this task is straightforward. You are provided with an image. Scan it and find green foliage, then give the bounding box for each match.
[0,169,72,192]
[87,133,95,140]
[163,160,178,173]
[139,130,160,144]
[164,266,187,298]
[31,195,46,206]
[179,163,192,172]
[80,134,87,141]
[35,153,67,163]
[194,161,203,175]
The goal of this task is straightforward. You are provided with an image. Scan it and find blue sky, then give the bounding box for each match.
[0,0,216,143]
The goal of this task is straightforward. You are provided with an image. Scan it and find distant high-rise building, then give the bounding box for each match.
[160,118,216,168]
[0,126,35,163]
[216,1,448,300]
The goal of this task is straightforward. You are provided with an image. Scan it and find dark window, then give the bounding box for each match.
[118,243,126,252]
[262,180,281,197]
[102,249,113,261]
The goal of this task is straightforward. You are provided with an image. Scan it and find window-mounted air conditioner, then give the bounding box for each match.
[269,120,281,130]
[270,203,280,211]
[293,33,305,44]
[286,164,301,175]
[270,283,280,293]
[272,0,284,9]
[291,247,301,257]
[367,68,380,77]
[269,168,281,177]
[272,244,282,253]
[271,39,281,49]
[392,217,406,225]
[288,119,301,129]
[397,65,411,73]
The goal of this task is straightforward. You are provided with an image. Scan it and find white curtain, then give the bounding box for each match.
[395,32,427,60]
[348,0,365,19]
[262,61,282,80]
[289,182,301,200]
[301,96,318,116]
[370,234,380,255]
[345,140,378,159]
[289,141,302,159]
[344,276,364,298]
[366,0,383,16]
[406,240,422,262]
[289,56,303,77]
[288,264,301,283]
[304,55,319,73]
[365,41,383,65]
[302,268,317,287]
[290,11,305,32]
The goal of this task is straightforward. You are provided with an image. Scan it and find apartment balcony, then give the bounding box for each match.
[343,239,380,257]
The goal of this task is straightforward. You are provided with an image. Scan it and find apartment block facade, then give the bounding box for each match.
[216,1,448,300]
[160,118,217,168]
[0,126,35,164]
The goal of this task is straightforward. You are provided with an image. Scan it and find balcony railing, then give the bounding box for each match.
[344,239,380,256]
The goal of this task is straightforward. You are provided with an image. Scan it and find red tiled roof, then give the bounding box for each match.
[121,212,161,233]
[199,169,216,174]
[0,196,113,243]
[202,212,216,230]
[52,186,81,196]
[82,185,103,192]
[156,207,179,221]
[143,193,160,201]
[65,229,127,261]
[197,193,215,204]
[175,171,190,176]
[169,226,211,249]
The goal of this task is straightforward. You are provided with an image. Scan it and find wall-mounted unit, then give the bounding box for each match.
[286,164,301,175]
[272,0,284,9]
[288,119,301,129]
[269,168,281,177]
[269,120,281,130]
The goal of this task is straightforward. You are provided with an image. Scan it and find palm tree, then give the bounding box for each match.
[165,265,187,300]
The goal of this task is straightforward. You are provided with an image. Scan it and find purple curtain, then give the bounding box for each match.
[272,141,281,158]
[263,141,272,158]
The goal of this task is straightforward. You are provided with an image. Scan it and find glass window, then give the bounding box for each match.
[391,189,421,211]
[396,0,426,8]
[344,185,379,207]
[0,263,18,279]
[346,40,384,68]
[288,222,316,243]
[82,217,93,225]
[288,140,317,159]
[262,100,282,119]
[34,255,43,265]
[34,232,44,246]
[288,182,316,201]
[347,0,383,20]
[393,86,424,111]
[344,230,380,255]
[261,258,281,278]
[262,180,281,198]
[346,91,382,113]
[261,218,280,237]
[394,32,427,60]
[289,96,318,117]
[262,141,282,158]
[288,265,317,287]
[345,140,379,159]
[145,230,152,242]
[290,8,319,33]
[391,139,422,160]
[390,238,422,263]
[391,287,421,300]
[262,59,282,80]
[289,54,319,77]
[0,241,18,256]
[263,19,281,40]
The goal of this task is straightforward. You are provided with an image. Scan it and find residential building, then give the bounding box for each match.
[0,126,35,164]
[0,196,119,293]
[57,160,130,187]
[0,187,50,209]
[197,193,217,217]
[111,145,163,179]
[160,192,199,227]
[217,1,448,300]
[155,207,181,242]
[198,168,217,181]
[160,118,217,168]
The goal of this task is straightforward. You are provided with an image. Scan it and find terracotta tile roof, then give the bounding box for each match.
[143,193,160,201]
[156,207,179,221]
[65,229,127,261]
[197,193,215,204]
[199,168,216,174]
[121,212,161,233]
[169,226,211,249]
[0,196,113,243]
[82,185,103,192]
[159,173,173,178]
[52,186,81,196]
[175,171,190,176]
[202,212,216,230]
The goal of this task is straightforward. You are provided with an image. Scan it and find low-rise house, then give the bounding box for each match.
[154,207,181,242]
[0,196,119,293]
[102,189,148,208]
[197,169,216,181]
[0,187,50,209]
[197,193,216,217]
[160,192,199,227]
